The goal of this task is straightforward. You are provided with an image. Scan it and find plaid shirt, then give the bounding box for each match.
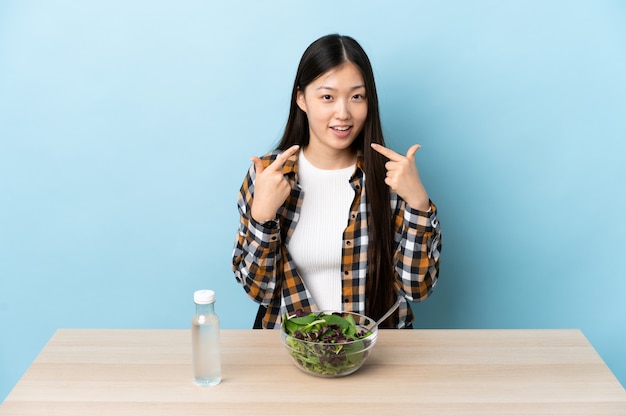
[232,150,442,329]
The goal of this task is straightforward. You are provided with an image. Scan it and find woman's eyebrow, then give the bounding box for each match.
[316,84,366,91]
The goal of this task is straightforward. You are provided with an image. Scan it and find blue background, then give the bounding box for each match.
[1,0,625,402]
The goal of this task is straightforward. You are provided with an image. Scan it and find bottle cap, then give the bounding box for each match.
[194,289,215,304]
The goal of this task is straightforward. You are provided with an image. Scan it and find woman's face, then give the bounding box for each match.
[297,62,368,156]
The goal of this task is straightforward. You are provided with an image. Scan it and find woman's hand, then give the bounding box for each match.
[371,143,430,211]
[250,145,300,222]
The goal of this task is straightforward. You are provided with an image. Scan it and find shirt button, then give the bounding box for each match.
[343,298,349,303]
[344,271,350,275]
[345,241,351,246]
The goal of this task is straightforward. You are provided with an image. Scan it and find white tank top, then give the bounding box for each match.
[288,151,356,311]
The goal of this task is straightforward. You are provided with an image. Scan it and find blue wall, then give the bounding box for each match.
[1,0,625,401]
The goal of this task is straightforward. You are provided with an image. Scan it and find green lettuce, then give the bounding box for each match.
[282,311,373,376]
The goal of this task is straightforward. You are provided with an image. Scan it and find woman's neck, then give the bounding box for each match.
[302,146,357,170]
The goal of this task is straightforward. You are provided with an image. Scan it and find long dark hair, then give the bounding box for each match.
[277,34,397,327]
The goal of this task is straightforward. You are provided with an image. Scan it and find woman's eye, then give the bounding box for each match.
[352,94,365,100]
[322,95,332,100]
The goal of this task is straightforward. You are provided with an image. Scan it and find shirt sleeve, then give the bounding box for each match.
[231,164,283,305]
[392,197,442,302]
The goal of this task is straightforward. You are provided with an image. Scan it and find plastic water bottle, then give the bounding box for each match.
[192,289,221,387]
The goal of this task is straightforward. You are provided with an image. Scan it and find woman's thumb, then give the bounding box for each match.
[251,156,264,174]
[406,144,421,160]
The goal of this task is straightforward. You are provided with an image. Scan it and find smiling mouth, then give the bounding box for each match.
[331,126,351,131]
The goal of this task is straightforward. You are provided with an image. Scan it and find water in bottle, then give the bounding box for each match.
[192,289,221,386]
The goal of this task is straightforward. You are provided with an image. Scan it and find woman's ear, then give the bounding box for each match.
[296,88,307,113]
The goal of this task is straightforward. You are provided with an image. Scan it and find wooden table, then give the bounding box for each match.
[1,329,625,415]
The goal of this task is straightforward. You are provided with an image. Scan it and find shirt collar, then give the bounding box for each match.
[282,152,298,175]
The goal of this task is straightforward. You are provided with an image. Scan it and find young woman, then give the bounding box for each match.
[232,34,442,329]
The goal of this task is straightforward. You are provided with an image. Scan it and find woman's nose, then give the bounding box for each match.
[335,100,350,120]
